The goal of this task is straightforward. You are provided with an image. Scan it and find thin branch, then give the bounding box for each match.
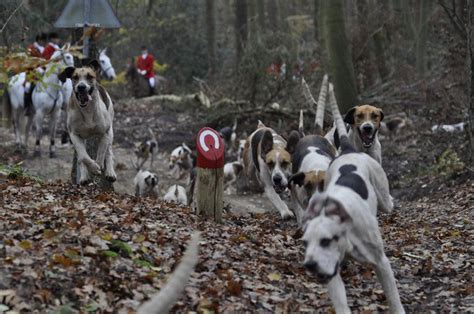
[0,0,25,34]
[438,0,467,39]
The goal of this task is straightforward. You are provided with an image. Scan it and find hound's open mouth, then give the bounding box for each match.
[75,88,94,106]
[273,184,287,194]
[358,129,376,148]
[315,262,339,284]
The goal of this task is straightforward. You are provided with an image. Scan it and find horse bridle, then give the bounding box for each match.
[100,64,113,79]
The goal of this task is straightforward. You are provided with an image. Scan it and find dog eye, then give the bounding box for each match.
[281,161,289,168]
[320,238,331,247]
[267,161,275,168]
[371,112,378,119]
[356,113,364,119]
[333,235,339,242]
[86,74,93,80]
[72,75,79,80]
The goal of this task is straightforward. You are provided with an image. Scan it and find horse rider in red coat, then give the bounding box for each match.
[27,33,47,58]
[136,46,156,95]
[42,32,61,60]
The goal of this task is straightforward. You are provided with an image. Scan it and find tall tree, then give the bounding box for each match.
[267,0,279,30]
[256,0,265,31]
[248,0,258,41]
[415,0,432,76]
[321,0,358,112]
[468,1,474,163]
[368,0,390,80]
[235,0,248,62]
[206,0,216,77]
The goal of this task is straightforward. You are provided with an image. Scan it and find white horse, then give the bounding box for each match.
[8,48,116,155]
[98,48,116,81]
[7,49,74,154]
[32,50,75,157]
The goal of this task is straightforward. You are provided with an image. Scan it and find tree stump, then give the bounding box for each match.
[195,127,224,223]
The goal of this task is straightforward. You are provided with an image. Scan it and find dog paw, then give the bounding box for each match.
[79,178,92,185]
[79,170,92,185]
[87,161,101,176]
[105,170,117,182]
[280,209,295,220]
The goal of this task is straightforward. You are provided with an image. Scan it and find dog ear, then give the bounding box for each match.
[145,175,152,185]
[325,199,351,223]
[58,67,75,83]
[260,130,273,159]
[286,130,301,155]
[288,172,305,188]
[86,59,100,72]
[316,171,326,192]
[303,195,323,224]
[378,108,385,122]
[232,163,244,175]
[343,107,357,125]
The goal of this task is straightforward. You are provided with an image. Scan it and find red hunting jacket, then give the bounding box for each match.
[42,43,59,60]
[136,54,155,78]
[27,43,43,58]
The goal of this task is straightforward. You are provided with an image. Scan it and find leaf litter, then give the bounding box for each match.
[0,174,472,312]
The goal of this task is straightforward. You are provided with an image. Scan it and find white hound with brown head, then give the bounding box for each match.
[302,84,403,313]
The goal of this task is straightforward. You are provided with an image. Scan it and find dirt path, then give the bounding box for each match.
[0,120,271,215]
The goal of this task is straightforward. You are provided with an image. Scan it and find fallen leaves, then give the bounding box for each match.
[0,178,472,312]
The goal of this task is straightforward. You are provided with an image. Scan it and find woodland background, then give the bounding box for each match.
[0,0,473,312]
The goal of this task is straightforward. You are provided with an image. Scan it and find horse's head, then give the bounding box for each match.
[51,44,75,68]
[99,48,116,80]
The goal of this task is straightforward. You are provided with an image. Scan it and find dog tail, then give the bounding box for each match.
[131,157,140,172]
[137,232,201,314]
[298,110,305,136]
[302,75,328,135]
[314,74,328,135]
[148,127,157,141]
[328,83,353,153]
[232,119,238,132]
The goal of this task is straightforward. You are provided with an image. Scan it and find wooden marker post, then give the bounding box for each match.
[196,127,224,223]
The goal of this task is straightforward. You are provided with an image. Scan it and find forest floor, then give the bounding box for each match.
[0,95,472,312]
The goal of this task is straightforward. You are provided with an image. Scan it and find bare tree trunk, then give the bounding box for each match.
[322,0,358,112]
[206,0,216,77]
[415,0,432,76]
[257,0,265,31]
[267,0,278,30]
[248,0,258,41]
[468,1,474,164]
[313,0,319,41]
[235,0,248,63]
[368,0,390,81]
[356,0,378,88]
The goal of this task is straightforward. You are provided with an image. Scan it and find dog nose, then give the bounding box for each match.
[273,175,282,185]
[304,260,318,273]
[362,125,373,133]
[77,84,86,92]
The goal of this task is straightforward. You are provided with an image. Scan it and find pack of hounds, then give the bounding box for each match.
[129,75,405,312]
[56,57,404,313]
